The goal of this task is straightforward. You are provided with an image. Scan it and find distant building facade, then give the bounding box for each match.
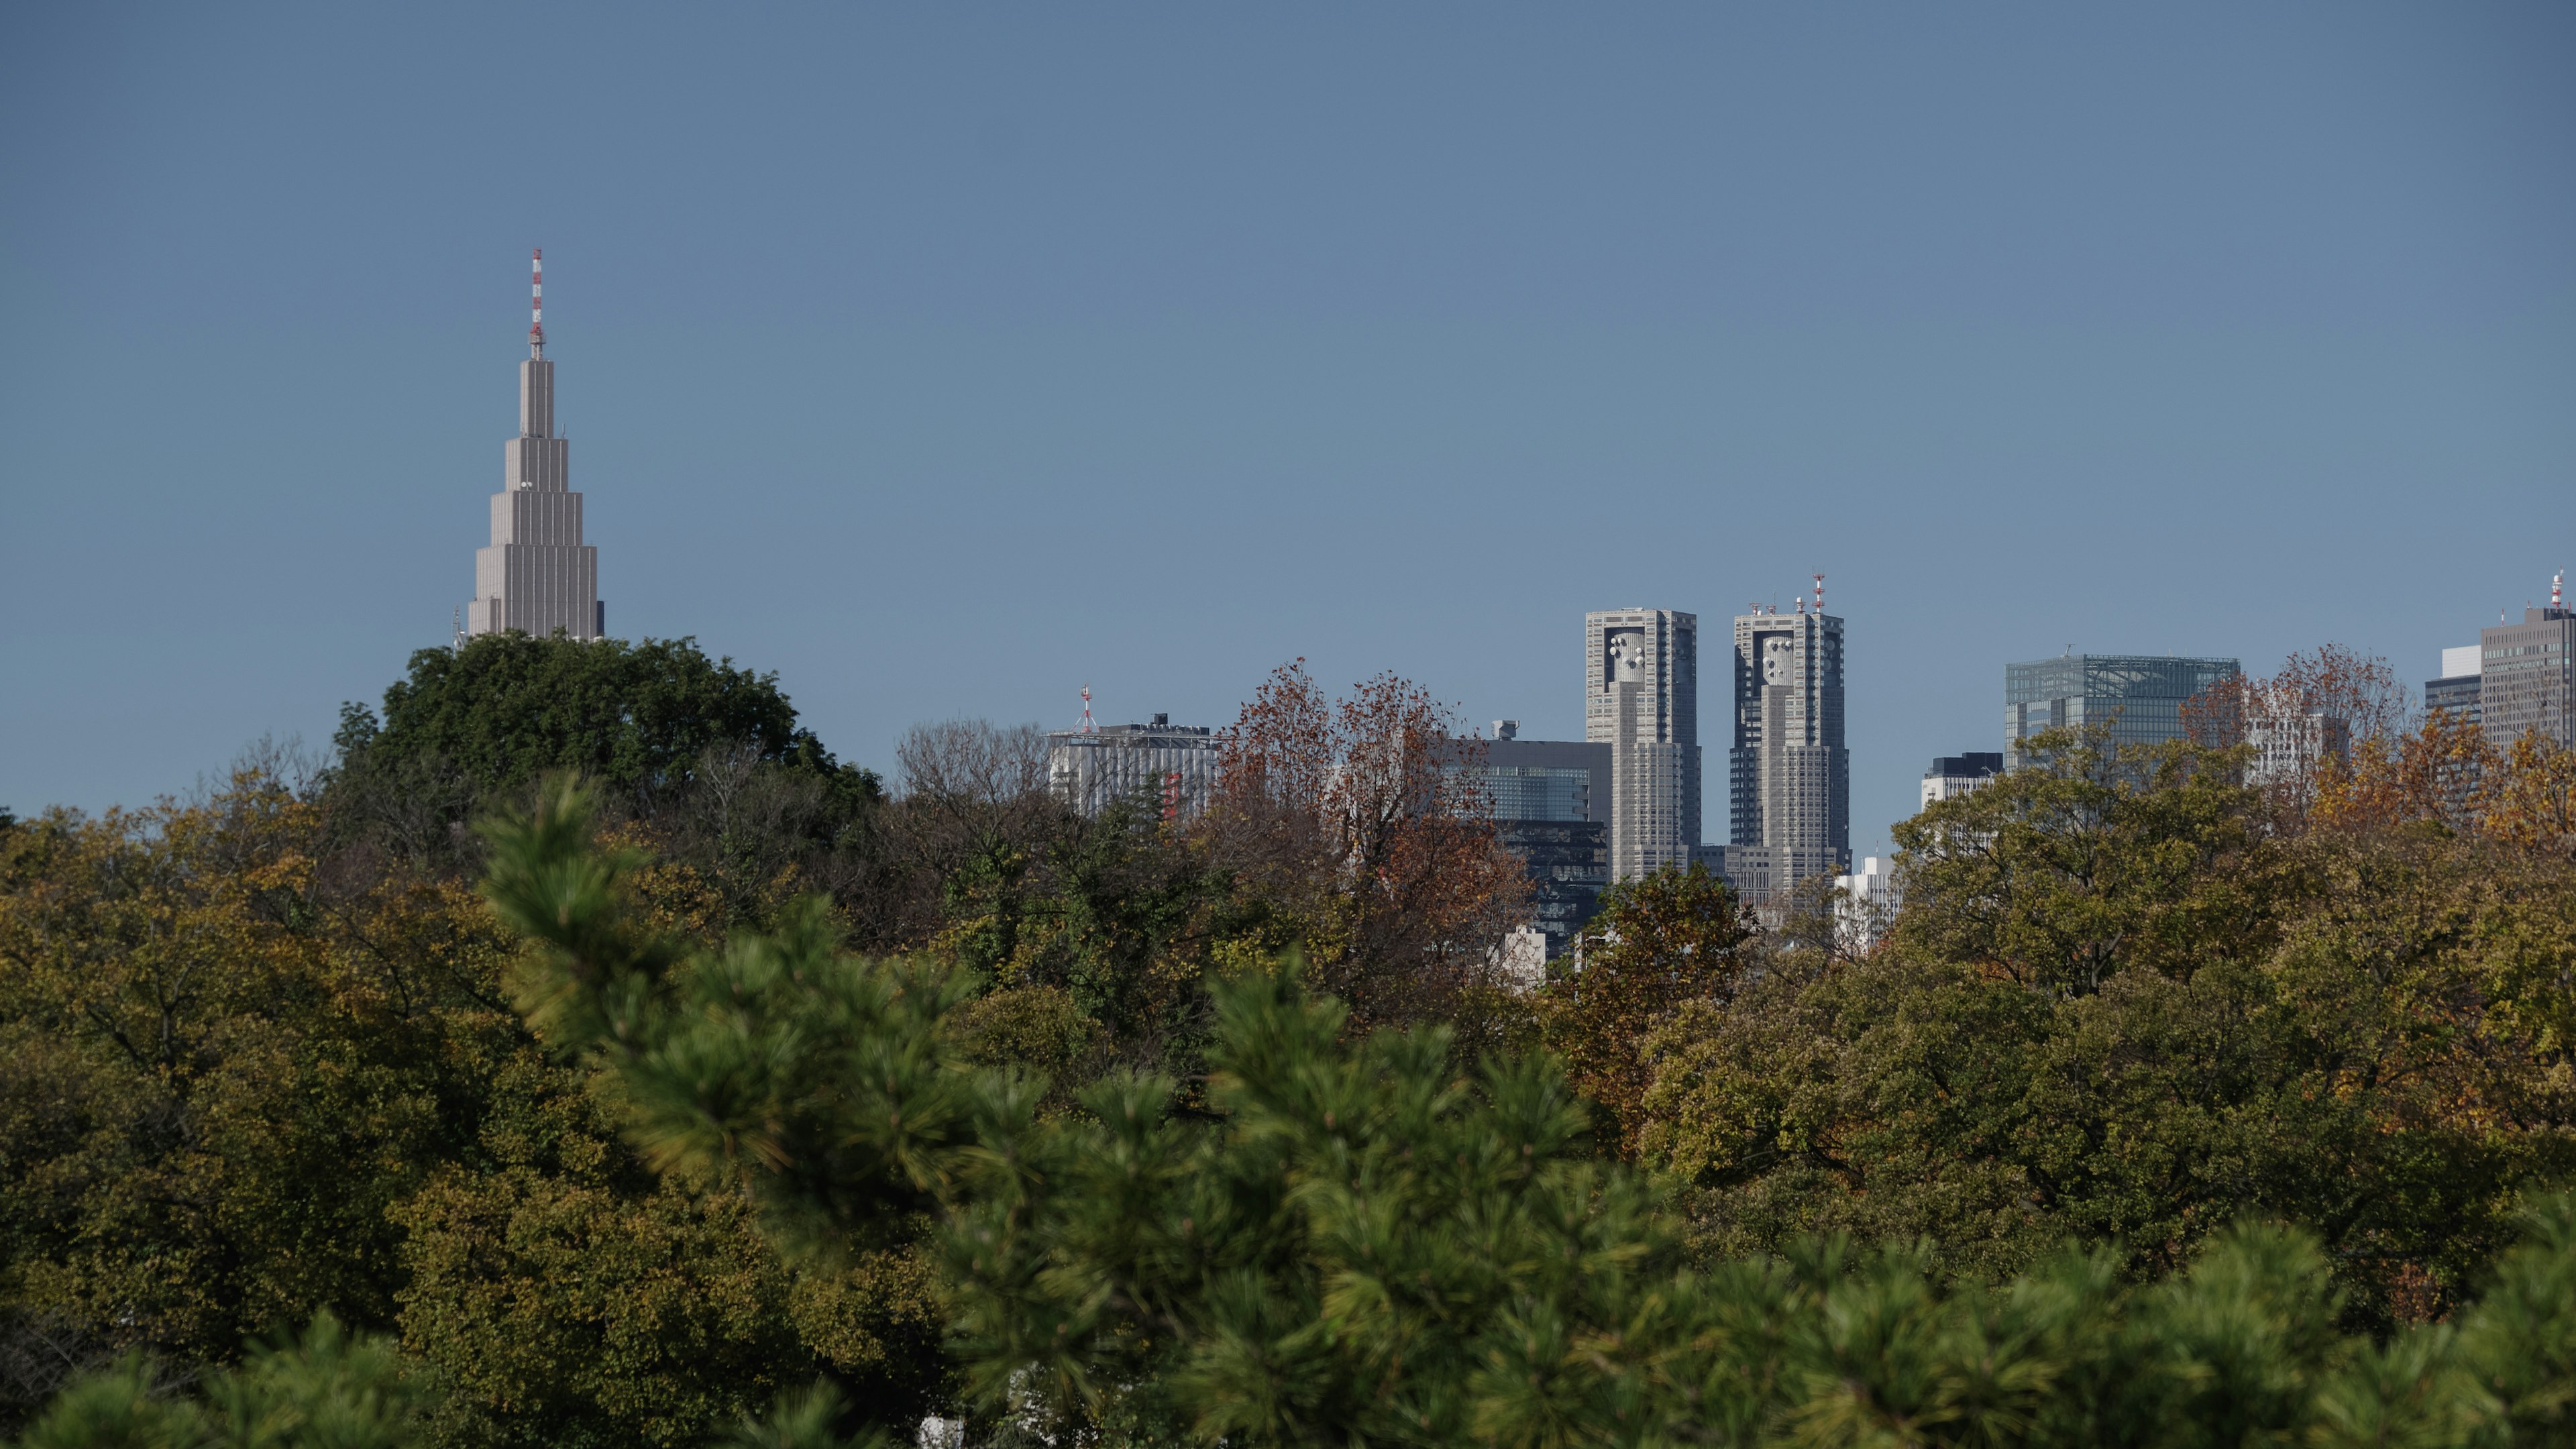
[2424,643,2483,726]
[1585,610,1699,881]
[2246,711,2352,790]
[466,250,604,642]
[2004,654,2239,765]
[1922,752,2003,809]
[1703,842,1839,908]
[1470,724,1611,959]
[1499,819,1609,959]
[1481,724,1605,822]
[2478,589,2575,749]
[1715,590,1847,903]
[1046,714,1220,818]
[1834,855,1902,954]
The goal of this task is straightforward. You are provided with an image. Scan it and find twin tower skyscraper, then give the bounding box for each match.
[1584,590,1848,894]
[461,250,605,644]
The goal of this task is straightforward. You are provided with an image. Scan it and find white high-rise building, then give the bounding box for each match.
[464,250,604,642]
[1584,608,1699,881]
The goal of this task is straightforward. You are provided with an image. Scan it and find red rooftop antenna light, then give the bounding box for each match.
[529,248,545,355]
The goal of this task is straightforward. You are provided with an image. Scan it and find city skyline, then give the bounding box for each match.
[4,5,2571,865]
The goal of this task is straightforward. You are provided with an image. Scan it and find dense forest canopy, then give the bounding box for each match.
[2,634,2571,1447]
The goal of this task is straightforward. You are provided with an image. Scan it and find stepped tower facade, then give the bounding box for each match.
[465,249,603,641]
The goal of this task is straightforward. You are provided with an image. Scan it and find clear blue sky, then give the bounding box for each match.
[4,3,2571,857]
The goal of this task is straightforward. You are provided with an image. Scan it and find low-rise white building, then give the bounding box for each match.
[1045,714,1221,820]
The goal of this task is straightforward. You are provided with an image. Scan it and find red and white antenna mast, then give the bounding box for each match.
[529,248,545,357]
[2554,571,2564,612]
[1079,683,1097,735]
[1813,572,1825,614]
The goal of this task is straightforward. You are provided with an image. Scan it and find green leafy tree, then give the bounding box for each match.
[1890,727,2297,996]
[1542,861,1751,1153]
[1638,727,2576,1322]
[932,794,1256,1084]
[389,1053,942,1449]
[467,780,2576,1446]
[0,782,478,1410]
[329,634,877,881]
[0,763,945,1447]
[343,634,835,799]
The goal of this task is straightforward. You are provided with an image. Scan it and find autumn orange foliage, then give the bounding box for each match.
[2316,710,2576,860]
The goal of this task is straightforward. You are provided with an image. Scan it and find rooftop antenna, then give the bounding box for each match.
[2555,571,2564,611]
[529,248,545,358]
[1079,683,1096,735]
[1813,572,1825,614]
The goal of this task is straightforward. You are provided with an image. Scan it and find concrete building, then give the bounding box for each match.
[1704,842,1839,909]
[2477,578,2575,749]
[1490,926,1548,993]
[2424,643,2483,726]
[2247,711,2352,790]
[1715,583,1848,903]
[1585,610,1699,881]
[1470,723,1611,959]
[466,250,604,642]
[1045,714,1220,819]
[2004,654,2239,765]
[1922,753,2004,809]
[1834,855,1902,954]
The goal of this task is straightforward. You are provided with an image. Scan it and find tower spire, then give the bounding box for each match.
[468,249,600,641]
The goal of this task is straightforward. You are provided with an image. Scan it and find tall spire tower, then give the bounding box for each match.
[465,248,604,641]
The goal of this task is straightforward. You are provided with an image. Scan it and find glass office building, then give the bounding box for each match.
[2004,654,2240,763]
[1483,764,1593,822]
[1499,820,1610,957]
[2423,672,2482,726]
[1455,733,1613,958]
